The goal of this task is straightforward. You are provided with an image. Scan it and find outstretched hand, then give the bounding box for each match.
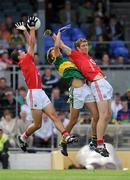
[27,16,38,29]
[15,22,26,31]
[43,29,53,36]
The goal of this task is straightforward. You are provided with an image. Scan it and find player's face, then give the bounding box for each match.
[50,49,55,56]
[18,50,25,59]
[78,42,88,54]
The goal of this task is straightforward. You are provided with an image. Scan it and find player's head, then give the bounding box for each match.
[11,49,25,64]
[74,38,88,54]
[47,47,56,64]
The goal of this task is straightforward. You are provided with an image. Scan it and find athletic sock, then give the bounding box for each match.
[91,135,97,142]
[62,130,69,141]
[97,139,104,148]
[21,131,29,142]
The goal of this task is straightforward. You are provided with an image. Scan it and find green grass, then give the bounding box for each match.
[0,170,130,180]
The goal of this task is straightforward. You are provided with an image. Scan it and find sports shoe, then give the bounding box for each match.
[17,135,27,152]
[64,134,79,144]
[59,142,68,156]
[89,140,97,151]
[95,144,109,157]
[60,135,79,156]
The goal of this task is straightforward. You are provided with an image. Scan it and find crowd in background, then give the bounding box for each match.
[0,0,130,69]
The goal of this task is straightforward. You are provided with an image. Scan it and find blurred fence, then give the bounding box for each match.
[67,124,130,150]
[1,64,130,94]
[8,124,130,151]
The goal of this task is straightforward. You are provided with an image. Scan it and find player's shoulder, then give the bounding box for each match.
[26,52,34,59]
[70,49,80,56]
[23,52,34,62]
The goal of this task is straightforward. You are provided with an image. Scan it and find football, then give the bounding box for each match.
[35,17,41,30]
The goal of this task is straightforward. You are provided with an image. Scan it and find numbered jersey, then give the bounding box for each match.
[68,50,105,81]
[18,53,42,89]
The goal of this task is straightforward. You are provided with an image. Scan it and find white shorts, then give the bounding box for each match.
[26,89,51,110]
[90,78,113,102]
[69,84,95,109]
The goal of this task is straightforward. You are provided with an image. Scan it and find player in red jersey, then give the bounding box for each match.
[11,17,76,152]
[56,27,113,157]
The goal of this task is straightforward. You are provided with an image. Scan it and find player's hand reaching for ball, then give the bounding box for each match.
[27,16,38,29]
[44,29,53,36]
[15,22,26,31]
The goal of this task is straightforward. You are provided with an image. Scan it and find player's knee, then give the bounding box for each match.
[107,111,112,121]
[99,112,111,122]
[34,123,42,130]
[93,113,99,122]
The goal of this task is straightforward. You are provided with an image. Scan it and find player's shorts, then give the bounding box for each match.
[90,78,113,102]
[26,89,51,110]
[68,84,95,109]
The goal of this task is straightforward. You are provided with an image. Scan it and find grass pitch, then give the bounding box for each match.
[0,170,130,180]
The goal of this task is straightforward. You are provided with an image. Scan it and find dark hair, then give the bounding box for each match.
[74,38,88,49]
[11,49,19,63]
[47,47,55,64]
[0,77,7,81]
[115,92,120,96]
[121,96,128,102]
[18,86,26,92]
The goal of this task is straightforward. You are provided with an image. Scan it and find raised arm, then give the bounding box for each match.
[27,28,36,56]
[15,22,29,43]
[26,16,38,57]
[23,30,29,43]
[54,31,61,57]
[59,38,72,56]
[44,29,72,56]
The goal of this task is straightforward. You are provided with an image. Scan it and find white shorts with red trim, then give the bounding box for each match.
[90,78,113,102]
[69,84,95,109]
[26,89,51,110]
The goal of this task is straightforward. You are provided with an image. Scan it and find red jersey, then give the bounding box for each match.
[18,53,42,89]
[68,50,105,81]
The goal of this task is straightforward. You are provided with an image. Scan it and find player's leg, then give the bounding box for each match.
[59,85,85,156]
[96,100,111,157]
[17,89,46,151]
[60,108,80,156]
[66,108,80,133]
[17,109,43,152]
[84,102,99,150]
[23,109,43,136]
[104,99,112,134]
[43,103,77,144]
[90,79,113,157]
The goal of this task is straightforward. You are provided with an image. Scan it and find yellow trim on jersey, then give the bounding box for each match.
[59,62,77,74]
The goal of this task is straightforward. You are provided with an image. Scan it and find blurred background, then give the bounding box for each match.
[0,0,130,170]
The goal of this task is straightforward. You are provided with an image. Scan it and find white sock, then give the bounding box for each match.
[97,144,104,148]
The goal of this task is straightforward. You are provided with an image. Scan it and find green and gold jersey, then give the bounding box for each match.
[53,56,85,86]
